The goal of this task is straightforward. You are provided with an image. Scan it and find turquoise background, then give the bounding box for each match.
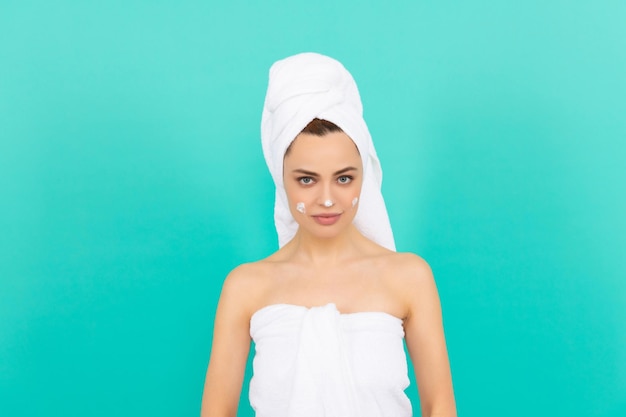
[1,1,625,416]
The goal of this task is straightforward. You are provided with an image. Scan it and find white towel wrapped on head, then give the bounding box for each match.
[261,52,396,251]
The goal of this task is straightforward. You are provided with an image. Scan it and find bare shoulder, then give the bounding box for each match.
[385,252,434,285]
[381,252,439,320]
[219,260,275,319]
[223,262,263,287]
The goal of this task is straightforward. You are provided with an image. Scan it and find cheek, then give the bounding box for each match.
[345,179,362,203]
[284,182,303,203]
[284,183,311,215]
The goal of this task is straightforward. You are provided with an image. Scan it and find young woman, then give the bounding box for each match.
[201,53,456,417]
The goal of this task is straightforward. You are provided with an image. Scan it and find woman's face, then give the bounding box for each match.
[283,131,363,239]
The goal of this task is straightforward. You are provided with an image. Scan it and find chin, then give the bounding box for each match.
[307,219,355,239]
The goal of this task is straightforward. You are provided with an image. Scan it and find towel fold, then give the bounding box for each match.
[249,304,412,417]
[261,52,395,250]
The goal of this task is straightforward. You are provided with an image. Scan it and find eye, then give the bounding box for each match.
[298,177,315,185]
[337,175,353,184]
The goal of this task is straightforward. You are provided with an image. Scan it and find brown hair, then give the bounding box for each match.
[284,118,343,156]
[300,118,343,135]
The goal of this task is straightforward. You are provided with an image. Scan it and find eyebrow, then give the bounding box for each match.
[292,166,359,176]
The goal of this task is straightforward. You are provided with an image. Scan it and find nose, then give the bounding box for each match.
[316,181,334,207]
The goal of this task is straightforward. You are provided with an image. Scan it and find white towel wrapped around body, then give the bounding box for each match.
[261,52,395,251]
[249,304,412,417]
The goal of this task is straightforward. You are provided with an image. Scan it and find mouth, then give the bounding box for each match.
[311,213,342,226]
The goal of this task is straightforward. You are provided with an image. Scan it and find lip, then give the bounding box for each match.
[311,213,342,226]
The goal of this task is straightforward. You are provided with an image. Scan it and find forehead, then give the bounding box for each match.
[283,131,362,169]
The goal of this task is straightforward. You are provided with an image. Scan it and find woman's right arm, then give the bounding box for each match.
[201,267,255,417]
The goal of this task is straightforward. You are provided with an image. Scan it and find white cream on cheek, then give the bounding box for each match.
[352,197,359,207]
[296,202,306,214]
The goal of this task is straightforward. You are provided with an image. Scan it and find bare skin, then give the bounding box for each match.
[201,131,457,417]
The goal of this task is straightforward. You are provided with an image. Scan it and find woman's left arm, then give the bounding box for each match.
[401,255,457,417]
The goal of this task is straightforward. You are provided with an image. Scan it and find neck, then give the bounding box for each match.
[286,224,363,266]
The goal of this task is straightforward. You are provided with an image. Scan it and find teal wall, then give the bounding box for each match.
[1,1,624,416]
